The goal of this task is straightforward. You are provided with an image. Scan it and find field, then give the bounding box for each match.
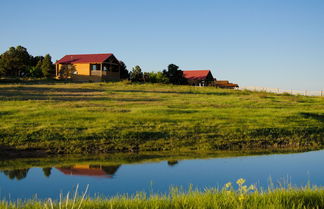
[2,183,324,209]
[0,82,323,154]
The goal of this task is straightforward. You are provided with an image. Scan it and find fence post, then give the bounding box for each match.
[321,90,323,97]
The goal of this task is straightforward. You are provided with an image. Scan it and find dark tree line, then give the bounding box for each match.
[1,167,52,180]
[129,64,187,85]
[0,46,55,78]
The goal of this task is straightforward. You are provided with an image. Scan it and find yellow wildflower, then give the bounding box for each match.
[249,185,256,191]
[225,182,232,189]
[236,178,246,186]
[242,185,247,192]
[238,194,245,202]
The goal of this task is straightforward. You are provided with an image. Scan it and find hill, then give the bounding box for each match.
[0,82,323,154]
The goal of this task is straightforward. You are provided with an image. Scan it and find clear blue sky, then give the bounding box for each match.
[1,0,323,90]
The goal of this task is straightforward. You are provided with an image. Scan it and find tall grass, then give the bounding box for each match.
[0,82,323,154]
[2,179,324,209]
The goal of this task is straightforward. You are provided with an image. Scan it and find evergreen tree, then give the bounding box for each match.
[30,55,44,67]
[41,54,54,77]
[0,46,31,77]
[119,61,129,79]
[163,64,187,85]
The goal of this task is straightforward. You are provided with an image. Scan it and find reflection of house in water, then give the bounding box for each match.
[56,164,121,178]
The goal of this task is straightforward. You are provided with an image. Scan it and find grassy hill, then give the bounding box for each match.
[0,82,323,154]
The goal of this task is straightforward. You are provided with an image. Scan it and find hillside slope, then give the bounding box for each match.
[0,82,323,154]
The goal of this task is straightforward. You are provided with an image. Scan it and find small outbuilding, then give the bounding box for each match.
[214,80,239,89]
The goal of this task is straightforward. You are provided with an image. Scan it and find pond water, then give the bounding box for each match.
[1,150,324,200]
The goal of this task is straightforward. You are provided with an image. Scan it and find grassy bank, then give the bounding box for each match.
[0,149,307,172]
[2,182,324,209]
[0,82,323,154]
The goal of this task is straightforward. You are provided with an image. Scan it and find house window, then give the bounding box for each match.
[90,64,101,71]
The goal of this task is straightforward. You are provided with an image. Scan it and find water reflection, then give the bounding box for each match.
[55,165,121,178]
[167,160,179,167]
[1,150,324,200]
[43,167,52,177]
[0,164,121,180]
[2,168,29,180]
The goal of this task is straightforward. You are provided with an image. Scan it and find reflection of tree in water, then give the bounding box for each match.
[167,160,179,167]
[0,165,121,180]
[90,165,121,176]
[2,168,30,180]
[42,167,52,177]
[101,165,120,176]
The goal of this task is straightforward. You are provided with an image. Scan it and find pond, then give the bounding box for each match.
[1,150,324,200]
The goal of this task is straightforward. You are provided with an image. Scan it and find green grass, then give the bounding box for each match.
[2,182,324,209]
[0,82,323,154]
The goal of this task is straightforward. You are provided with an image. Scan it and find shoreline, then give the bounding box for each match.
[1,185,324,209]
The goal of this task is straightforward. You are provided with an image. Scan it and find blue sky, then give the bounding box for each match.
[1,0,323,90]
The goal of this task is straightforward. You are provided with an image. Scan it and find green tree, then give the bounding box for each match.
[0,46,31,77]
[0,54,3,76]
[26,58,43,77]
[163,64,187,85]
[41,54,54,77]
[146,72,169,83]
[119,61,129,79]
[59,64,76,79]
[28,66,43,78]
[130,65,143,82]
[155,71,169,83]
[143,72,150,82]
[30,55,44,67]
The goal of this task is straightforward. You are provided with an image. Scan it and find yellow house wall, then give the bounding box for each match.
[74,63,91,75]
[57,63,90,76]
[56,62,120,82]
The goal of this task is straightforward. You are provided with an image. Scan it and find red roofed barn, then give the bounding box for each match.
[183,70,214,86]
[55,53,121,81]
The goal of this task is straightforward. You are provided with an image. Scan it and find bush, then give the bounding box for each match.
[145,72,169,83]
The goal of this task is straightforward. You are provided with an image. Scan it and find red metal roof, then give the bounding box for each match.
[183,70,212,80]
[56,53,113,64]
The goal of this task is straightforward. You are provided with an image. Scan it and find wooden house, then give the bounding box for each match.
[55,53,121,82]
[183,70,214,86]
